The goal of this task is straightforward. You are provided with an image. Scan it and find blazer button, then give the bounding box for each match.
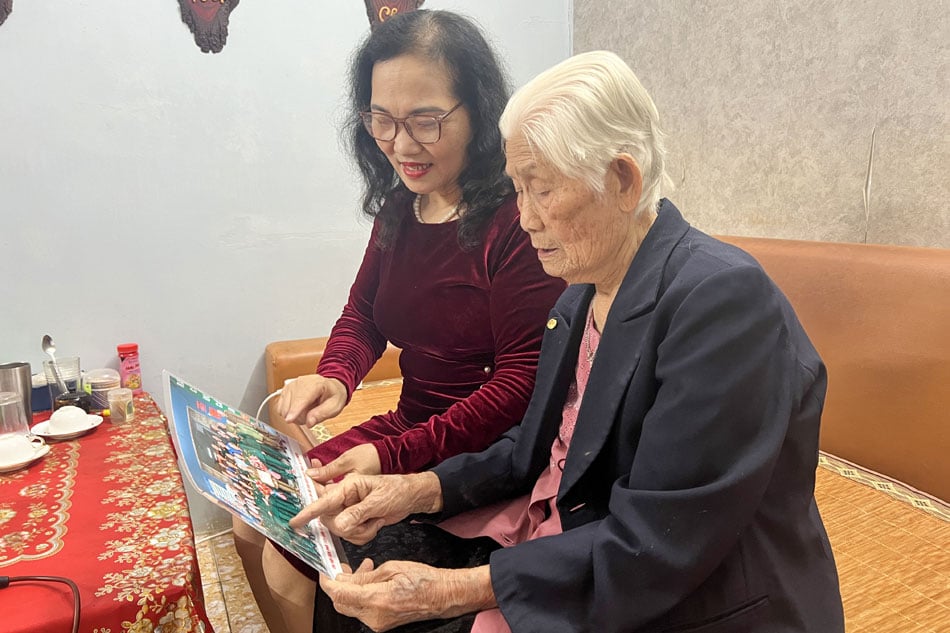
[546,318,558,330]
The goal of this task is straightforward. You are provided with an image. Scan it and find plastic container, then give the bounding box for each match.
[84,368,121,412]
[117,344,143,395]
[53,391,91,412]
[31,373,52,411]
[107,388,134,424]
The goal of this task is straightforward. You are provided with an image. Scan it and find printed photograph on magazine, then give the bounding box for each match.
[162,370,344,578]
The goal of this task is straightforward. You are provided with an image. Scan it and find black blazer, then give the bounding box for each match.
[433,201,844,632]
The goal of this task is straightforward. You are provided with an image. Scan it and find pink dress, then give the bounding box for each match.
[439,308,601,632]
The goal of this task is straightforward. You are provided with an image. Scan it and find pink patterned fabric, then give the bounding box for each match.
[439,308,600,632]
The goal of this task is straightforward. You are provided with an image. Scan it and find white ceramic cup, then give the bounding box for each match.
[0,434,46,465]
[48,405,89,434]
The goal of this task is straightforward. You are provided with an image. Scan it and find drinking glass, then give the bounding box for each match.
[44,356,82,410]
[0,391,45,466]
[0,391,31,437]
[0,362,32,418]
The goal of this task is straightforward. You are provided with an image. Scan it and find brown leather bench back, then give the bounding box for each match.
[721,236,950,501]
[265,337,401,391]
[264,337,401,447]
[264,239,950,501]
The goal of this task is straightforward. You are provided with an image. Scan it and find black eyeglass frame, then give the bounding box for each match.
[359,102,464,144]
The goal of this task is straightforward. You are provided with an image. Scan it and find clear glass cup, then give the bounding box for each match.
[0,391,45,465]
[0,391,31,436]
[0,362,32,417]
[43,356,81,405]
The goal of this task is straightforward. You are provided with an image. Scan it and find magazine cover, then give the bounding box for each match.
[162,370,345,578]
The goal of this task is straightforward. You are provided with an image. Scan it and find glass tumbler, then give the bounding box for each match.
[0,391,31,437]
[44,356,82,409]
[0,391,45,466]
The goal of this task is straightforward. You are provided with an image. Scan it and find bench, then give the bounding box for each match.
[263,236,950,631]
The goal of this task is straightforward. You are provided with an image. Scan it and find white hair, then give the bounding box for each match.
[500,50,671,217]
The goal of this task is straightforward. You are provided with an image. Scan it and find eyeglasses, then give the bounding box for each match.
[359,103,463,144]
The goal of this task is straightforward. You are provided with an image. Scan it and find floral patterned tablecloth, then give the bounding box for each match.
[0,394,212,633]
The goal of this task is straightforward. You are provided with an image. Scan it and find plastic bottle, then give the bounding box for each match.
[117,343,143,395]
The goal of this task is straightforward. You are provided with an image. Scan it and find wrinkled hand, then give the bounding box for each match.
[290,472,442,545]
[276,374,347,428]
[308,444,382,484]
[321,559,495,632]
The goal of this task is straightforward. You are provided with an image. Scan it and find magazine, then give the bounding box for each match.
[162,370,345,578]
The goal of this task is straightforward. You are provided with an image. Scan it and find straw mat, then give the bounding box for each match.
[312,396,950,633]
[816,453,949,632]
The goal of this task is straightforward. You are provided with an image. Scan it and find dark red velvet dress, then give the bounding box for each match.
[307,193,565,474]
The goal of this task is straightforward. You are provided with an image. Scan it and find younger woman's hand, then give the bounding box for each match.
[308,444,382,483]
[276,374,347,428]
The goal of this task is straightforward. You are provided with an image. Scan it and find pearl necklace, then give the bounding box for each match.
[584,308,598,363]
[413,194,462,224]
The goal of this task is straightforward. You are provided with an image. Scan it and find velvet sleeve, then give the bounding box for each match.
[372,207,566,474]
[315,221,389,398]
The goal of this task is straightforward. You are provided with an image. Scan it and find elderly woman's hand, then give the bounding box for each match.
[321,559,495,632]
[289,472,443,544]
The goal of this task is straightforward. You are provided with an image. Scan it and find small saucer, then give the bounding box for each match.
[32,415,104,441]
[0,444,51,474]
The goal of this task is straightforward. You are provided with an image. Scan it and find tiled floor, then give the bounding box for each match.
[196,531,269,633]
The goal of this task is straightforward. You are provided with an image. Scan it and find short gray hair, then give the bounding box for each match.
[500,50,670,217]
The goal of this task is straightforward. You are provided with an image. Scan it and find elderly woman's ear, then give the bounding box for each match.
[611,153,643,214]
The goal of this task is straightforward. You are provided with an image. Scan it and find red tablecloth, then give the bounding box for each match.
[0,394,213,633]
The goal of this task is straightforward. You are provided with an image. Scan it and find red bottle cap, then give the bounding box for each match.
[117,343,139,354]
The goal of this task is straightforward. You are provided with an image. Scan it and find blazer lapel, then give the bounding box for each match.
[559,200,691,498]
[515,285,593,481]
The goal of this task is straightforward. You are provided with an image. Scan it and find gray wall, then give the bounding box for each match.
[574,0,949,247]
[0,1,570,409]
[0,1,571,532]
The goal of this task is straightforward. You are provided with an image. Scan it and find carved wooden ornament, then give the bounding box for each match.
[363,0,425,29]
[178,0,240,54]
[0,0,12,28]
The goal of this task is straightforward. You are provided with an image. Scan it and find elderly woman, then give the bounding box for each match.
[292,51,845,633]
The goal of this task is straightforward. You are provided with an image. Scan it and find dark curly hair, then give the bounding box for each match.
[344,10,513,248]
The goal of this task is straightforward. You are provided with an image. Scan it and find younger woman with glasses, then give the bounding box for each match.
[232,10,565,633]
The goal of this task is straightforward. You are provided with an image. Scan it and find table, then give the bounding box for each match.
[0,394,213,633]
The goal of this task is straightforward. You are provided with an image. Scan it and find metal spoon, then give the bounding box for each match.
[41,334,70,394]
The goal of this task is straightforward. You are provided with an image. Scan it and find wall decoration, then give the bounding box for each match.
[0,0,12,27]
[363,0,425,29]
[178,0,240,54]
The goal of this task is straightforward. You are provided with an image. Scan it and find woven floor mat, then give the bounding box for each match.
[816,453,949,632]
[305,423,948,632]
